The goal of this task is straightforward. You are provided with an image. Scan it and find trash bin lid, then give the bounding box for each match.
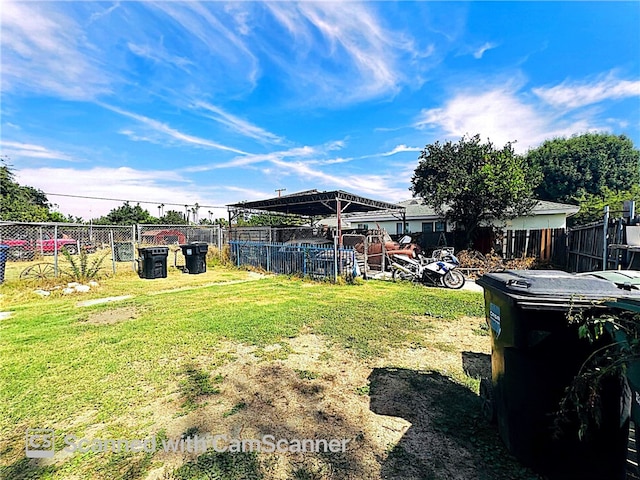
[477,270,640,310]
[577,270,640,289]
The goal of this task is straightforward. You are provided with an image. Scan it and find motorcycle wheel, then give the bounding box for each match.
[443,270,465,289]
[391,268,415,283]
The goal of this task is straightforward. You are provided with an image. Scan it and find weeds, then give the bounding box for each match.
[223,402,247,418]
[61,247,109,282]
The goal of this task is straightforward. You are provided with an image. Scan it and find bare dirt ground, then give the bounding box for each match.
[132,317,539,480]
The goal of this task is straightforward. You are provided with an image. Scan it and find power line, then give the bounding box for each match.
[43,192,227,210]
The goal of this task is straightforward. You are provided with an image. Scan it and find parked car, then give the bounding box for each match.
[3,234,94,261]
[276,239,357,277]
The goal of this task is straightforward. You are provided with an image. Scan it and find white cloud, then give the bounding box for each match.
[264,2,421,104]
[533,73,640,109]
[473,42,497,59]
[270,159,408,202]
[104,105,248,155]
[1,1,112,99]
[222,186,271,200]
[184,146,317,172]
[382,145,422,156]
[0,141,76,162]
[14,167,199,219]
[193,102,284,145]
[414,87,603,153]
[149,2,259,87]
[127,42,194,71]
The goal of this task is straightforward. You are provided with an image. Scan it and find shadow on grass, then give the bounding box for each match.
[368,367,540,480]
[0,457,56,480]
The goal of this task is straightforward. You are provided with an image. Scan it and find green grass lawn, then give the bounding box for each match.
[0,266,539,480]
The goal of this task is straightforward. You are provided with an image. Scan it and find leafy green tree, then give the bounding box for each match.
[93,202,157,225]
[571,185,640,226]
[0,161,68,222]
[160,210,188,225]
[237,213,305,227]
[527,133,640,203]
[411,134,540,247]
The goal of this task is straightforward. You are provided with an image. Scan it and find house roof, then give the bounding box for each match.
[321,198,580,224]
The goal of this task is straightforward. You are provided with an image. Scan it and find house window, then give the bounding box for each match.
[396,223,404,235]
[357,224,369,230]
[435,221,446,232]
[422,222,433,234]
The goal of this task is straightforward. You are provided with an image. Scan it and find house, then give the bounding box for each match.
[140,229,187,245]
[320,198,579,254]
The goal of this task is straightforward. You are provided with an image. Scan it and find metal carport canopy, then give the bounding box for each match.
[227,189,403,217]
[227,190,405,246]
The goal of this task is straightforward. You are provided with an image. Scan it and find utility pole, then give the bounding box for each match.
[275,188,286,197]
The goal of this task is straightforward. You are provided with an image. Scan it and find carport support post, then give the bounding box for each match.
[336,197,342,247]
[333,235,338,282]
[603,205,609,271]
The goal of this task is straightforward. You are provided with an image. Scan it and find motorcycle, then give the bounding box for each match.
[388,245,466,289]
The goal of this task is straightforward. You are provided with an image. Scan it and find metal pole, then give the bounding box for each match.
[39,226,44,256]
[110,230,116,275]
[603,206,609,271]
[333,235,338,282]
[131,225,136,272]
[53,225,58,277]
[336,198,342,247]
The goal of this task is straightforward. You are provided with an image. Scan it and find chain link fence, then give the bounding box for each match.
[229,240,356,280]
[0,222,135,281]
[136,224,223,248]
[228,226,335,244]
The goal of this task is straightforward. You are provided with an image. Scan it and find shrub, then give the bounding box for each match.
[61,247,109,282]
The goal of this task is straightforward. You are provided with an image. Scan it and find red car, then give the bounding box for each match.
[4,235,86,261]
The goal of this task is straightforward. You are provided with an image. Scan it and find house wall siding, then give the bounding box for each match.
[505,213,568,230]
[367,214,567,234]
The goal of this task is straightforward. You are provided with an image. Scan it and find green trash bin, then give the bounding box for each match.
[477,270,639,480]
[179,242,208,275]
[137,247,168,279]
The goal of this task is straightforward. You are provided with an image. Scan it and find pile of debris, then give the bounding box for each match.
[34,281,100,297]
[456,250,537,279]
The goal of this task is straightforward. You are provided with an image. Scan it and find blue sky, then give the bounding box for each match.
[1,1,639,221]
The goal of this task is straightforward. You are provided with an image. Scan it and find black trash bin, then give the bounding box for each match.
[477,270,640,480]
[0,245,8,284]
[137,247,169,279]
[179,242,208,274]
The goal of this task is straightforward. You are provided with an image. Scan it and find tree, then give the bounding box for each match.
[571,185,640,226]
[160,210,188,225]
[411,134,540,248]
[527,133,640,203]
[238,213,306,227]
[93,202,157,225]
[0,160,68,222]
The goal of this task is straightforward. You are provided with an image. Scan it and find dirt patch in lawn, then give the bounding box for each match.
[135,317,538,480]
[83,306,139,325]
